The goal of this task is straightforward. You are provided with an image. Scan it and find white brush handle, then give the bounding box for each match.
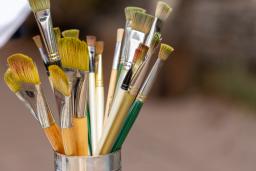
[96,86,104,141]
[89,73,97,155]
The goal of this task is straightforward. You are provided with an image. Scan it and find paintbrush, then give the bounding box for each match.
[6,53,64,153]
[112,44,174,151]
[28,0,61,67]
[96,68,133,155]
[104,28,124,123]
[62,29,80,39]
[119,7,146,74]
[32,35,49,68]
[48,65,76,156]
[86,35,98,155]
[53,27,61,41]
[145,1,172,46]
[95,41,104,140]
[58,37,89,156]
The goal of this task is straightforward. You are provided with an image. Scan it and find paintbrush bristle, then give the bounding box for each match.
[62,29,80,39]
[58,37,89,71]
[148,32,162,55]
[133,44,148,63]
[96,41,104,55]
[86,35,96,47]
[117,28,124,42]
[4,69,21,93]
[155,1,172,21]
[48,65,70,96]
[125,7,146,21]
[28,0,50,12]
[7,54,40,84]
[159,43,174,61]
[32,35,43,49]
[53,27,61,41]
[131,12,154,33]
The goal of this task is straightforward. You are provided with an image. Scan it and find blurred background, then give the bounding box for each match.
[1,0,256,170]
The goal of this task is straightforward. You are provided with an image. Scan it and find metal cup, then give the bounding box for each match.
[54,150,121,171]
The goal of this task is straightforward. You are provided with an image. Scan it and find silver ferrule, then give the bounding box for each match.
[96,55,104,86]
[75,71,89,118]
[139,59,164,99]
[88,46,96,72]
[145,17,158,46]
[112,42,122,70]
[16,91,38,121]
[60,95,73,128]
[34,9,60,63]
[125,30,145,68]
[35,85,54,128]
[120,25,131,64]
[38,47,49,64]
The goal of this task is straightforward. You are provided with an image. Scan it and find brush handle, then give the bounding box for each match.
[112,100,143,151]
[97,92,135,155]
[105,69,118,122]
[61,127,77,156]
[72,117,89,156]
[96,86,104,140]
[43,122,64,154]
[89,73,97,155]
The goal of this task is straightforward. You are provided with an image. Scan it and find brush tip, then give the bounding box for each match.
[116,28,124,42]
[62,29,80,39]
[125,7,146,21]
[155,1,172,21]
[131,12,155,33]
[96,41,104,55]
[86,35,96,46]
[159,43,174,61]
[32,35,43,48]
[28,0,50,12]
[4,69,21,93]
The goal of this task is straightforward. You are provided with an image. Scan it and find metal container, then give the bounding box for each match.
[54,150,121,171]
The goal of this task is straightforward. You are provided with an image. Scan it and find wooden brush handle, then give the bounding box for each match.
[43,123,64,154]
[62,127,77,156]
[72,117,89,156]
[105,69,118,123]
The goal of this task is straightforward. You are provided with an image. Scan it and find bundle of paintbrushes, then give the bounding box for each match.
[4,0,174,157]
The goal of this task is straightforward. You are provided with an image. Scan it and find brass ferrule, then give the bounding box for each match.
[96,54,104,87]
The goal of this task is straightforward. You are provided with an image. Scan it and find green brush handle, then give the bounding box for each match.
[117,63,124,80]
[112,100,144,151]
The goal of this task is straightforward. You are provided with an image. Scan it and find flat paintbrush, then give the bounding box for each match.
[32,35,49,68]
[62,29,80,39]
[112,44,174,151]
[6,53,64,153]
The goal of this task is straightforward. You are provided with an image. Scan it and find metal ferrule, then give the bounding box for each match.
[38,47,49,64]
[15,91,38,121]
[35,85,55,128]
[88,46,96,72]
[34,9,60,63]
[60,95,73,128]
[96,55,104,87]
[112,42,122,70]
[120,24,131,65]
[74,71,89,118]
[139,59,164,100]
[125,30,145,68]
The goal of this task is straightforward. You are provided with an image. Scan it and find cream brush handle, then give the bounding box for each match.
[96,86,104,141]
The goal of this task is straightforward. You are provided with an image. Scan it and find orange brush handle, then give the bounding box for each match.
[61,127,77,156]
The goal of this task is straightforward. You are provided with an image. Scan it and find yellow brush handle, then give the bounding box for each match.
[89,73,97,155]
[61,127,77,156]
[98,92,135,155]
[72,117,89,156]
[105,69,118,123]
[43,122,64,154]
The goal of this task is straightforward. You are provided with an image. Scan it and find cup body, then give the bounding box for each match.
[54,150,121,171]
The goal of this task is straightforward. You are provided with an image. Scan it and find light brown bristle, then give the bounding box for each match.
[155,1,172,21]
[96,41,104,55]
[125,7,146,21]
[62,29,80,39]
[117,28,124,42]
[54,27,61,41]
[32,35,43,49]
[4,69,21,93]
[48,65,70,96]
[28,0,50,12]
[58,37,89,71]
[86,35,96,46]
[7,53,40,84]
[159,43,174,61]
[131,12,154,33]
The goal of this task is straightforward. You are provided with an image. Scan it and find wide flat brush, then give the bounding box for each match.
[7,53,64,153]
[28,0,61,66]
[105,29,124,123]
[112,44,174,151]
[49,65,77,156]
[62,29,80,39]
